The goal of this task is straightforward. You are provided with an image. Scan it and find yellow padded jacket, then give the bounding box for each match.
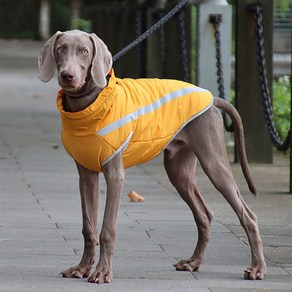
[56,70,213,172]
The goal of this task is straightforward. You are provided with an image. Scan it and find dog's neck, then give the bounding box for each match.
[63,79,105,112]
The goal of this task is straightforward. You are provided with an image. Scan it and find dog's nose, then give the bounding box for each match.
[61,71,75,81]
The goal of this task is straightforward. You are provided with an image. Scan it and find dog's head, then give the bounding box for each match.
[38,30,112,92]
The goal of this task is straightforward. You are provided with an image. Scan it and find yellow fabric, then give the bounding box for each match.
[56,69,213,172]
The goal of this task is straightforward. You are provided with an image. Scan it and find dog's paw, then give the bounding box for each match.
[174,258,202,272]
[88,267,113,284]
[60,264,92,279]
[244,265,266,280]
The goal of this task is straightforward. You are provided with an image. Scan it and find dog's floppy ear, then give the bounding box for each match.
[38,31,63,82]
[89,33,113,88]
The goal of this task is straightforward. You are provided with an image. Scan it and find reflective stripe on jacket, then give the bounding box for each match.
[56,69,214,172]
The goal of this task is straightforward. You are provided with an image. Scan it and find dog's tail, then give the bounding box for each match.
[214,97,257,195]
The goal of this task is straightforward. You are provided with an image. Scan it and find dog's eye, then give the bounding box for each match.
[56,47,64,54]
[81,49,89,55]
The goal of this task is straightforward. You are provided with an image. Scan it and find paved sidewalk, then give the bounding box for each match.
[0,40,291,291]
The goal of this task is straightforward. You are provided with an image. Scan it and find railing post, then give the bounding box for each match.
[196,0,232,102]
[146,0,193,81]
[39,0,51,40]
[235,0,273,163]
[146,0,167,78]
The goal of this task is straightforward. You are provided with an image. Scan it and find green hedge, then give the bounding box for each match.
[273,75,291,141]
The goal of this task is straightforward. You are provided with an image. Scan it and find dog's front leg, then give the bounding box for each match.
[88,152,124,284]
[61,161,99,279]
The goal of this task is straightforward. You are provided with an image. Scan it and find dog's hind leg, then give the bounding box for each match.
[184,109,266,280]
[164,140,214,272]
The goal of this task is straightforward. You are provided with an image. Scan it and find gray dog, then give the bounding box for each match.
[38,30,266,284]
